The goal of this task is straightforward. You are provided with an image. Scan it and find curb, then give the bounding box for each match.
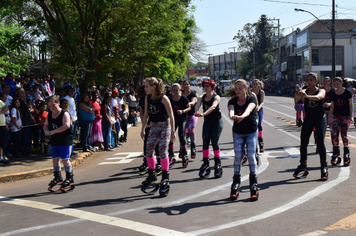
[0,151,94,183]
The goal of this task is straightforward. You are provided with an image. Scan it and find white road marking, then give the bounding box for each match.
[283,146,301,158]
[1,97,349,236]
[186,118,350,235]
[189,164,350,235]
[98,152,142,165]
[299,231,328,236]
[0,196,193,236]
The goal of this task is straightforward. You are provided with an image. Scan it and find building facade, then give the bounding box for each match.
[279,19,356,81]
[208,52,242,81]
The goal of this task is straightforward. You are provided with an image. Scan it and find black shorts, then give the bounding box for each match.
[0,126,6,148]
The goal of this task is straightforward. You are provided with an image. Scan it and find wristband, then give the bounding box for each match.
[171,131,175,134]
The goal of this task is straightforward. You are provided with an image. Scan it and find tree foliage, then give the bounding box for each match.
[0,8,33,76]
[233,14,276,79]
[0,0,196,90]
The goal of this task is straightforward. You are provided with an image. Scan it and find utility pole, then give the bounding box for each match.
[332,0,336,78]
[268,18,281,77]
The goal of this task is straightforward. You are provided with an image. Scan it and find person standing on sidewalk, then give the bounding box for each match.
[140,77,175,197]
[63,85,78,157]
[44,95,74,191]
[0,93,10,165]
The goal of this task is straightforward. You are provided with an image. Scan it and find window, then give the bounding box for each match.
[311,48,342,66]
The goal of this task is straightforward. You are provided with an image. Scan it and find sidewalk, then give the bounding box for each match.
[0,124,143,183]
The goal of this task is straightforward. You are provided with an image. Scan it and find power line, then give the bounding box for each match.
[206,41,237,47]
[261,0,331,7]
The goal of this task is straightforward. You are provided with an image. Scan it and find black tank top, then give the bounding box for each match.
[48,110,73,146]
[202,93,221,122]
[147,95,169,123]
[256,89,262,104]
[186,91,197,116]
[324,87,335,111]
[304,88,325,118]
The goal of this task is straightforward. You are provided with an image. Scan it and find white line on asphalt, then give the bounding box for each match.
[98,152,142,165]
[264,105,295,119]
[299,231,328,236]
[188,119,350,235]
[0,97,346,235]
[264,99,356,140]
[0,196,193,236]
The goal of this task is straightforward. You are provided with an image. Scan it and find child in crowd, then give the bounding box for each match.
[10,98,23,160]
[119,104,128,142]
[27,99,40,152]
[112,107,122,147]
[60,99,69,112]
[128,109,138,126]
[37,101,48,144]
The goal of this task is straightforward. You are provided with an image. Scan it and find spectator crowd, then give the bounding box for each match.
[0,73,139,165]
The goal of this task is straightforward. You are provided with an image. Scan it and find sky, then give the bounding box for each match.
[191,0,356,61]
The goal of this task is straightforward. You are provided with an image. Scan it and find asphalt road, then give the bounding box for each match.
[1,90,356,236]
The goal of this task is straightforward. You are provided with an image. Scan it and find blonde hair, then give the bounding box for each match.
[172,83,181,90]
[225,79,251,98]
[144,77,165,100]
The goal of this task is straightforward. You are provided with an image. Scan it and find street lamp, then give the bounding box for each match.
[294,0,336,78]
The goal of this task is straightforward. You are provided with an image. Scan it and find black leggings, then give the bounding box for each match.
[169,119,187,148]
[300,115,327,168]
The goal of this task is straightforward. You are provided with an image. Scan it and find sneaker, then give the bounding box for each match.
[12,156,22,160]
[0,159,11,165]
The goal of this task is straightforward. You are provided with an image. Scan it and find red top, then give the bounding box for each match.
[91,100,102,119]
[37,111,48,127]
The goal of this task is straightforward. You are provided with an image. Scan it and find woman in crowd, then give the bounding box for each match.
[251,79,265,153]
[194,79,223,179]
[293,72,327,181]
[101,94,115,151]
[140,77,175,197]
[90,90,104,149]
[181,79,198,159]
[168,83,190,167]
[329,77,353,166]
[78,93,95,152]
[228,79,259,201]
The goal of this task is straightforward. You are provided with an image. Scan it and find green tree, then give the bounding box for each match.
[0,8,33,76]
[233,15,275,79]
[1,0,195,91]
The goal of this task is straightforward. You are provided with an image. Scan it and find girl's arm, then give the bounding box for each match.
[140,96,149,140]
[162,95,176,143]
[349,97,354,123]
[194,95,203,116]
[202,95,220,117]
[303,89,326,101]
[258,90,265,111]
